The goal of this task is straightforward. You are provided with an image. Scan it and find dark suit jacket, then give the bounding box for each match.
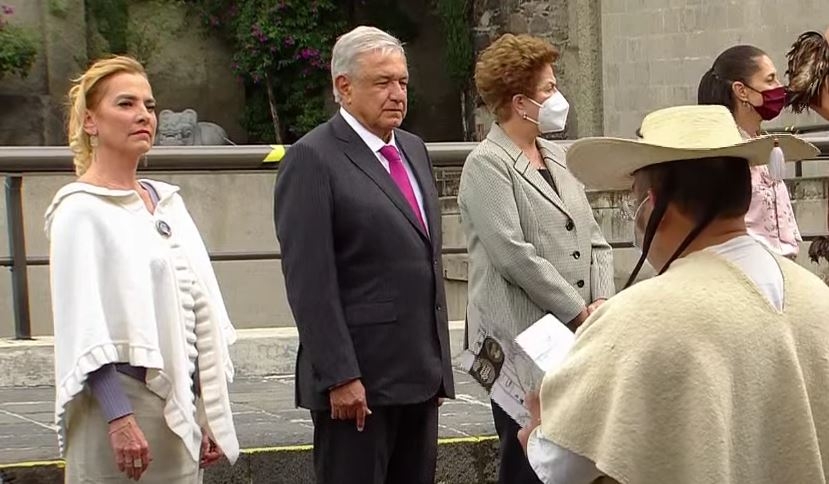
[274,113,455,411]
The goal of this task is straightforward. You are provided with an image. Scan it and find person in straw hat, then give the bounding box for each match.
[516,104,829,484]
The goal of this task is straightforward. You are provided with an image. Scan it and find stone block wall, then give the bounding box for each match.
[0,0,245,145]
[2,164,827,337]
[472,0,604,139]
[0,0,86,146]
[601,0,827,137]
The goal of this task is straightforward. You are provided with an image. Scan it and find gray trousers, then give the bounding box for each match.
[64,373,201,484]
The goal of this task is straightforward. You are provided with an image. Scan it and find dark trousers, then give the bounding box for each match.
[492,400,543,484]
[311,399,438,484]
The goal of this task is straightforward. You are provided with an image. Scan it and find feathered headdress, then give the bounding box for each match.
[786,31,829,113]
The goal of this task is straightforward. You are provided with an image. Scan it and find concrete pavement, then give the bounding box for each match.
[0,370,499,483]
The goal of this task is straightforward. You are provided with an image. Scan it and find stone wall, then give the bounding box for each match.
[472,0,604,139]
[0,0,470,145]
[0,0,87,146]
[0,164,476,337]
[0,0,245,145]
[126,2,246,143]
[601,0,827,137]
[3,162,827,337]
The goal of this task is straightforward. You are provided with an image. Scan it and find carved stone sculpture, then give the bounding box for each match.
[155,109,229,145]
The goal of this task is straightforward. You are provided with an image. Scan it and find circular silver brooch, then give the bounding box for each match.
[156,220,172,238]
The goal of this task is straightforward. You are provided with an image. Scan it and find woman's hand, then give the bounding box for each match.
[567,308,589,332]
[108,415,151,480]
[587,298,607,316]
[200,429,223,468]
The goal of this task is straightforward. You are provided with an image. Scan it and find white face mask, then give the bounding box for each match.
[526,90,570,133]
[632,195,650,252]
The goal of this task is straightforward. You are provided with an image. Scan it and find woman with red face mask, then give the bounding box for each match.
[699,45,800,259]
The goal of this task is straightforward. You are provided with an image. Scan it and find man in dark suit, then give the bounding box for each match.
[274,26,455,484]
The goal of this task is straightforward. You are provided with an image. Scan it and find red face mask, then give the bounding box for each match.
[746,85,787,120]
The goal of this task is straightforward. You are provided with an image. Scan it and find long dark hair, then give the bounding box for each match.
[624,156,753,288]
[698,45,768,113]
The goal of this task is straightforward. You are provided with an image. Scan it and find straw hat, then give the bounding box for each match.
[567,105,819,190]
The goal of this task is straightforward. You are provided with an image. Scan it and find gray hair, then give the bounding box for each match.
[331,26,405,104]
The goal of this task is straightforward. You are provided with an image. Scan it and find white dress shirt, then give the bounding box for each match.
[339,107,428,231]
[526,235,784,483]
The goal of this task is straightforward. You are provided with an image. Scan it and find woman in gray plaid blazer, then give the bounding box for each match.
[458,34,615,484]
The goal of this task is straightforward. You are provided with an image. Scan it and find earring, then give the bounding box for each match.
[142,155,148,168]
[90,134,99,147]
[521,112,528,120]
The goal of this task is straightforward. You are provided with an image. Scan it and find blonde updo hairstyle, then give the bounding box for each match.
[475,34,559,122]
[67,56,147,176]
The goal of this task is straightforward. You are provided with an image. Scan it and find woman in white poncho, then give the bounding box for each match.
[46,56,238,483]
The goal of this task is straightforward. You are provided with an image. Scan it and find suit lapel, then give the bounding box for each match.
[539,143,577,219]
[487,125,571,218]
[331,114,430,244]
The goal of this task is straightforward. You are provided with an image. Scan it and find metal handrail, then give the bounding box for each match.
[766,124,829,134]
[0,143,484,173]
[2,135,827,172]
[2,137,828,339]
[5,236,829,268]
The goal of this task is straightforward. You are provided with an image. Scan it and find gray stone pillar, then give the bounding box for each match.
[471,0,604,139]
[567,0,603,136]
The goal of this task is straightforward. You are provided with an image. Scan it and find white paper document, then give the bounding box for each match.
[456,312,577,427]
[515,314,576,373]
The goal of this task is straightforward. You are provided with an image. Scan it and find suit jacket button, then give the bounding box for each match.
[572,251,581,259]
[565,220,575,231]
[436,304,442,311]
[576,280,585,288]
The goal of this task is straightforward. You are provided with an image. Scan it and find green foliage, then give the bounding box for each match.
[85,0,129,54]
[48,0,70,17]
[185,0,425,143]
[433,0,473,89]
[0,4,38,79]
[85,0,187,68]
[240,85,276,143]
[125,0,188,66]
[433,0,474,139]
[355,0,418,43]
[185,0,346,143]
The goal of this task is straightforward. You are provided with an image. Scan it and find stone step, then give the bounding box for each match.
[0,321,469,388]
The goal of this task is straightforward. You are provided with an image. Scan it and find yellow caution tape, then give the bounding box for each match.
[239,435,496,455]
[0,460,64,469]
[0,436,498,468]
[264,145,286,163]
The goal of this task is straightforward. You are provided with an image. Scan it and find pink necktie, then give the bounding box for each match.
[379,144,426,231]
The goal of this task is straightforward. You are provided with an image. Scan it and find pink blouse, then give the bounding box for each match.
[745,165,801,256]
[741,128,801,257]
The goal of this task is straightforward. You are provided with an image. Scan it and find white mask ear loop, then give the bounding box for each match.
[632,194,650,251]
[520,96,541,126]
